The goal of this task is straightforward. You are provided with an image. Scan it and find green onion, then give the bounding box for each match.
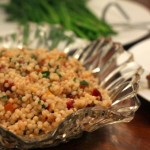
[0,0,116,42]
[42,71,50,78]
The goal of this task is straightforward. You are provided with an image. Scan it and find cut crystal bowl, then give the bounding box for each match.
[0,25,143,149]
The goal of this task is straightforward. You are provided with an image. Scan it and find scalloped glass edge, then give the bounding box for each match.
[0,25,143,149]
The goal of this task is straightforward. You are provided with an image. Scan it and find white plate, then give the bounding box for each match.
[129,38,150,101]
[0,0,19,35]
[0,0,150,46]
[88,0,150,45]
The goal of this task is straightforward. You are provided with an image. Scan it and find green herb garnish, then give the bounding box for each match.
[57,72,62,78]
[48,63,52,68]
[31,54,37,60]
[42,71,50,78]
[57,56,64,60]
[18,96,23,101]
[38,100,41,104]
[26,61,30,65]
[55,65,59,71]
[18,64,22,68]
[9,57,12,62]
[42,104,46,109]
[0,0,116,41]
[80,80,89,87]
[31,94,34,99]
[54,65,62,78]
[73,77,77,82]
[0,95,8,100]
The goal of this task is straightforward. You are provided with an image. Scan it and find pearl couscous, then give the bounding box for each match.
[0,48,111,138]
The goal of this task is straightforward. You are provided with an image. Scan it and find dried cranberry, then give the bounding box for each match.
[92,88,102,101]
[66,93,75,99]
[3,80,14,92]
[18,60,24,64]
[66,99,74,109]
[80,85,86,89]
[0,64,5,72]
[4,103,15,111]
[86,103,95,107]
[38,59,45,66]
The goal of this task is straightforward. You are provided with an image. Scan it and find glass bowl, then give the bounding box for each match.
[0,25,143,149]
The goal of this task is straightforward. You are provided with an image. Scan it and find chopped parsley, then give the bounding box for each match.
[73,77,77,82]
[54,65,62,78]
[0,95,8,100]
[18,96,23,101]
[42,104,46,109]
[48,63,52,68]
[9,57,12,62]
[27,61,30,65]
[80,80,89,87]
[31,94,34,99]
[56,72,62,78]
[38,100,46,109]
[31,54,37,60]
[42,71,50,78]
[57,56,63,60]
[55,65,59,71]
[18,64,22,68]
[38,100,41,104]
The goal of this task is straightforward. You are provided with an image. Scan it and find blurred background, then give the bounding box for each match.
[0,0,149,49]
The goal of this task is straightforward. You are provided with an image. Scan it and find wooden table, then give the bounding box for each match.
[134,0,150,9]
[43,1,150,150]
[47,99,150,150]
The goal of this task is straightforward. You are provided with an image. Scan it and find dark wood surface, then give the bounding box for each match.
[44,1,150,150]
[46,99,150,150]
[134,0,150,9]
